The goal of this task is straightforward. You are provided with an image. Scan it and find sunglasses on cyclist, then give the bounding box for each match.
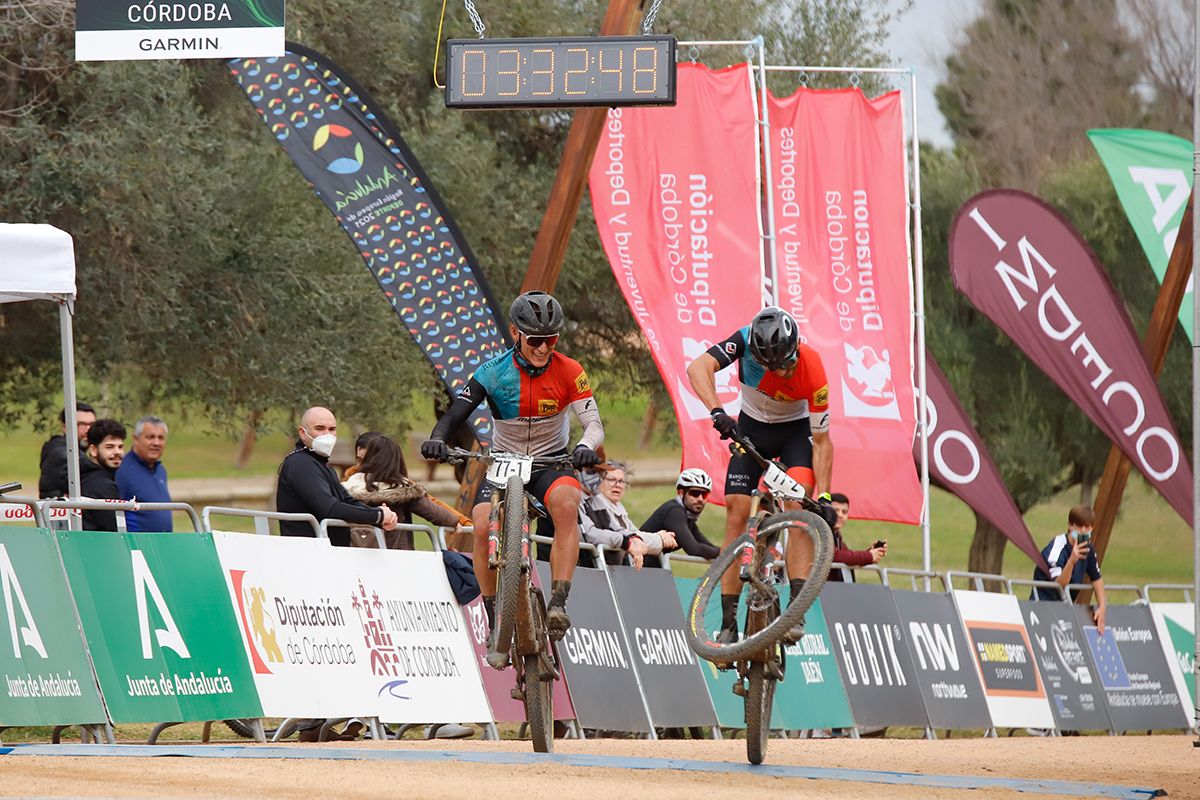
[524,334,559,349]
[685,489,710,499]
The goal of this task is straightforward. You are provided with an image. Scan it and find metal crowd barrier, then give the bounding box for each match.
[1,495,47,527]
[41,499,203,533]
[1144,583,1193,603]
[318,519,441,551]
[201,506,320,536]
[878,566,945,592]
[1007,577,1069,601]
[1068,582,1146,603]
[945,570,1012,593]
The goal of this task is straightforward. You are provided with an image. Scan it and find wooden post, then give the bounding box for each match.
[451,0,647,526]
[520,0,645,291]
[1088,200,1193,579]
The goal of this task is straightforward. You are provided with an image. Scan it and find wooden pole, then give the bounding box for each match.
[1088,199,1193,580]
[451,0,646,524]
[520,0,645,291]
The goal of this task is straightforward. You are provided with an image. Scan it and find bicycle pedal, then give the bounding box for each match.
[510,687,525,701]
[732,681,747,698]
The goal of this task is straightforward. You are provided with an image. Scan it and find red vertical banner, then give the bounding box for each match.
[769,89,922,523]
[589,63,765,503]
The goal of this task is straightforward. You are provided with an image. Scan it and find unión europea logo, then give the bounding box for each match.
[313,124,365,174]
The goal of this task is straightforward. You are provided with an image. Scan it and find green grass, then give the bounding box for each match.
[3,396,1193,589]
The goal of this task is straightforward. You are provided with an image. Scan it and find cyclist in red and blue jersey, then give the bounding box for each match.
[421,291,604,642]
[687,306,835,644]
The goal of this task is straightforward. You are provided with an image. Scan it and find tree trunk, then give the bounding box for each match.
[234,409,263,470]
[637,398,658,451]
[1079,476,1094,507]
[966,513,1007,592]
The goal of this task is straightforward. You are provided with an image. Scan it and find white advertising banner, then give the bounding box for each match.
[212,532,490,724]
[953,590,1054,729]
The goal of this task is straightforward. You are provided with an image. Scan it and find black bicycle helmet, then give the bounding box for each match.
[748,306,799,370]
[509,290,565,336]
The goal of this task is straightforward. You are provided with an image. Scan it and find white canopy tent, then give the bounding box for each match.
[0,223,82,507]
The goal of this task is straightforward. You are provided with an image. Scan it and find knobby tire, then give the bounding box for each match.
[524,652,554,753]
[686,510,833,663]
[493,474,526,659]
[745,662,775,765]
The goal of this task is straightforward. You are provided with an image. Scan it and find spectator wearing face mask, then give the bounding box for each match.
[275,406,398,546]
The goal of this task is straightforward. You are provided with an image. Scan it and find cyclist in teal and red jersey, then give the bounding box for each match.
[686,306,836,643]
[421,291,604,641]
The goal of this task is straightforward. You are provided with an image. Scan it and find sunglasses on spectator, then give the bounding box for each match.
[602,476,627,486]
[525,334,559,349]
[685,489,710,499]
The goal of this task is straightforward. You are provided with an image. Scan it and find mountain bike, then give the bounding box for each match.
[444,446,571,753]
[685,432,834,765]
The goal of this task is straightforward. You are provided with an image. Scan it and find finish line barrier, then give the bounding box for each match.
[1,500,1193,741]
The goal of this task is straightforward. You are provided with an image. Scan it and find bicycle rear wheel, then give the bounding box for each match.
[745,662,775,765]
[686,510,833,663]
[523,652,554,753]
[492,474,526,660]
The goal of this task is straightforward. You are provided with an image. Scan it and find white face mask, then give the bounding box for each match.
[304,429,337,458]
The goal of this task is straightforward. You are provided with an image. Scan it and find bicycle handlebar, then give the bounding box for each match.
[442,446,575,470]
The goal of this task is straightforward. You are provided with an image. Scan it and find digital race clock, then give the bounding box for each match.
[445,35,676,109]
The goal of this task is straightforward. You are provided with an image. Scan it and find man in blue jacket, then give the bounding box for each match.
[116,415,174,532]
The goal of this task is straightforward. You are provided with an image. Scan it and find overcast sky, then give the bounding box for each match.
[884,0,983,148]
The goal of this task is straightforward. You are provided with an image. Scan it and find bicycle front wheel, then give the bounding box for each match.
[493,474,527,658]
[686,510,833,663]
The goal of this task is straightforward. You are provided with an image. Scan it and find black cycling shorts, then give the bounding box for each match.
[473,461,579,508]
[725,414,814,496]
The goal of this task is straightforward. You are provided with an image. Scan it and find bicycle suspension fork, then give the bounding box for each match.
[738,493,765,582]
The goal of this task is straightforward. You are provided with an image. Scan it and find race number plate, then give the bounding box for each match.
[486,454,533,486]
[762,463,805,501]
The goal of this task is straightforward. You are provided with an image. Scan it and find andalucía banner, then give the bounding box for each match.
[950,190,1193,521]
[229,44,507,442]
[1088,128,1193,342]
[917,352,1043,568]
[768,88,921,523]
[589,63,765,503]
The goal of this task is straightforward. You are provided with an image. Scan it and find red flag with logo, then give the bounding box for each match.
[950,189,1192,521]
[768,88,922,522]
[918,351,1045,568]
[589,63,765,503]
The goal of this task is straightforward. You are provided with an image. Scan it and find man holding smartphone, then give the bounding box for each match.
[1030,504,1107,634]
[826,492,887,582]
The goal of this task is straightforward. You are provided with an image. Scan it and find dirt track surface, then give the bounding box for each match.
[0,735,1193,800]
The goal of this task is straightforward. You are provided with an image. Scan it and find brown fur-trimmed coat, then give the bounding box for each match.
[342,472,468,549]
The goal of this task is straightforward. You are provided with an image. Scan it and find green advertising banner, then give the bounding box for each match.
[1088,128,1193,342]
[0,528,107,726]
[57,531,261,723]
[674,578,853,730]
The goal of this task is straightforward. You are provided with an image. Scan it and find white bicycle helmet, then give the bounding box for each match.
[676,468,713,492]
